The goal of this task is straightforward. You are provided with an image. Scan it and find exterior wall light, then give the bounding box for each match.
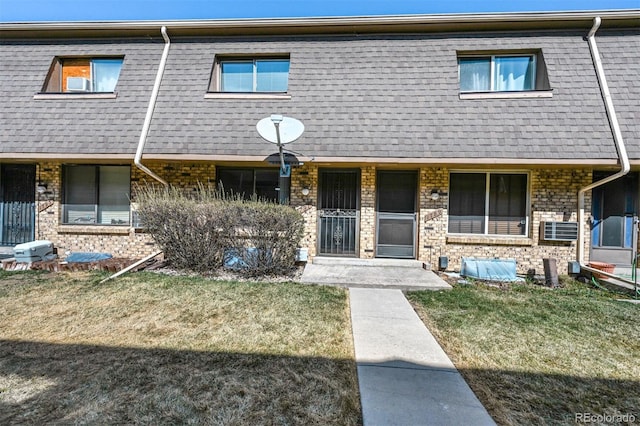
[430,189,440,201]
[301,187,310,196]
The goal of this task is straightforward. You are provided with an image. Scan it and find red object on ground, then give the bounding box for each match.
[588,261,616,279]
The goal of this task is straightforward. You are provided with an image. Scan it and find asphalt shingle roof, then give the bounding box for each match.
[1,28,638,161]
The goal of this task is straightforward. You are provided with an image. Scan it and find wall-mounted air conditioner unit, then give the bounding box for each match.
[66,77,91,92]
[540,221,579,241]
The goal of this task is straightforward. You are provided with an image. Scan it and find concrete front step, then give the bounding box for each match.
[301,258,450,290]
[311,256,426,269]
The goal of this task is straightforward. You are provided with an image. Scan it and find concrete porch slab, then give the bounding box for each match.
[300,257,451,290]
[311,256,425,268]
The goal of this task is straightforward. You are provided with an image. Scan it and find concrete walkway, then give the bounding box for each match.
[350,288,495,426]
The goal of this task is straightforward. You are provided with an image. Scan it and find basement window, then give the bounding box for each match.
[42,57,124,93]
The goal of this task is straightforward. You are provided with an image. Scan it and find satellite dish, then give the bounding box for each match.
[256,115,304,145]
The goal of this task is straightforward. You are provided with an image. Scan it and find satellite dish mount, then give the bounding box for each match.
[256,114,304,177]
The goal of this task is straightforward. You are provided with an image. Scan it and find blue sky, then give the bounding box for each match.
[0,0,638,22]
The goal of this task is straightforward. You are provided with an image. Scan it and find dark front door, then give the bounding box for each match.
[376,171,418,258]
[590,172,638,266]
[318,169,360,256]
[1,164,36,246]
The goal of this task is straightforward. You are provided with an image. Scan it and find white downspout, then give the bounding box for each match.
[134,26,170,186]
[577,16,631,267]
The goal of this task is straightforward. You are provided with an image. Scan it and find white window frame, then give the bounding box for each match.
[89,58,123,92]
[218,58,289,93]
[447,171,531,237]
[458,54,537,93]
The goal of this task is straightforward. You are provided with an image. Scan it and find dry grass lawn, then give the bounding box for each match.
[409,280,640,425]
[0,270,361,425]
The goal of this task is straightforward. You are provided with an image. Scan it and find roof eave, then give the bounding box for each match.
[1,10,639,38]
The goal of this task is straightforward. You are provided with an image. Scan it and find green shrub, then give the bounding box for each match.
[136,184,304,276]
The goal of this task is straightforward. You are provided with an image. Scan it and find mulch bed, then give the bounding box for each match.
[0,256,303,283]
[1,257,167,273]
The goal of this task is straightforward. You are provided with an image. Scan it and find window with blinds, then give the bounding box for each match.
[62,165,130,225]
[448,172,528,236]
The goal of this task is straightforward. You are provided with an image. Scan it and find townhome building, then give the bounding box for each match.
[1,10,638,273]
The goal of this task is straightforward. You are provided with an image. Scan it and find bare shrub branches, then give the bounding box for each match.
[136,184,304,276]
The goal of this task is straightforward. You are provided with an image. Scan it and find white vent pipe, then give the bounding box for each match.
[134,26,170,186]
[577,16,630,266]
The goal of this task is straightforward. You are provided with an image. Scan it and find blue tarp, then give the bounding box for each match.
[223,247,273,270]
[460,257,517,281]
[65,252,112,263]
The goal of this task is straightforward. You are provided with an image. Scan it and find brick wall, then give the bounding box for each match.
[131,162,217,192]
[290,164,590,275]
[359,166,376,258]
[34,161,218,260]
[290,163,318,258]
[416,168,592,275]
[418,167,450,267]
[35,162,61,244]
[32,160,592,273]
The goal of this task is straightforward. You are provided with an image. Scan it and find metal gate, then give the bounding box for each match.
[318,170,360,256]
[1,164,36,246]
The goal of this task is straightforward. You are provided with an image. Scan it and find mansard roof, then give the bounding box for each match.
[1,11,638,165]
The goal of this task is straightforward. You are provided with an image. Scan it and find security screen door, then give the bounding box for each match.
[376,171,417,258]
[590,172,638,266]
[318,170,360,256]
[0,164,36,246]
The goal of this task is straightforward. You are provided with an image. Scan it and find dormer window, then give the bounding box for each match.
[210,56,290,93]
[42,57,124,93]
[459,55,535,92]
[457,51,551,96]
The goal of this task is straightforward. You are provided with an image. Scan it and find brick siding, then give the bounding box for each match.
[34,161,591,274]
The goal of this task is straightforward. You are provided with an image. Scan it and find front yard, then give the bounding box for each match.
[409,280,640,425]
[0,271,361,425]
[4,267,638,425]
